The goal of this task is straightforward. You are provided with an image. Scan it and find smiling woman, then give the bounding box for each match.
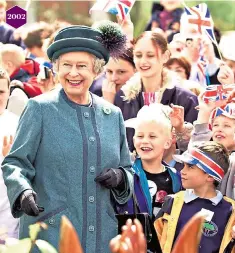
[53,51,103,104]
[1,21,134,253]
[114,31,199,152]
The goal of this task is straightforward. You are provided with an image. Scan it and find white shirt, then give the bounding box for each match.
[0,110,19,211]
[7,88,28,117]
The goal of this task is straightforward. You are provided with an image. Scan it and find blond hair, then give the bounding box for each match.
[1,44,25,68]
[133,104,173,137]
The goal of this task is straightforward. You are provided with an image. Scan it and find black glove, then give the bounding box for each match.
[20,190,44,216]
[94,168,125,189]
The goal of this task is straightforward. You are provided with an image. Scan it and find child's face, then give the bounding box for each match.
[180,163,211,189]
[0,78,9,114]
[133,121,172,162]
[166,62,187,80]
[212,115,235,151]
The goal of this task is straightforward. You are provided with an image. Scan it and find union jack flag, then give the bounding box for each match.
[90,0,135,21]
[209,102,235,130]
[203,85,231,103]
[184,3,216,44]
[196,47,208,86]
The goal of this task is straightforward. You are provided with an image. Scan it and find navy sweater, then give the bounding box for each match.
[162,197,233,253]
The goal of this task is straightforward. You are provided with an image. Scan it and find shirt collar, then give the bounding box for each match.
[184,189,223,206]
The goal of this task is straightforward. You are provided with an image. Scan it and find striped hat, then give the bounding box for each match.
[174,147,224,182]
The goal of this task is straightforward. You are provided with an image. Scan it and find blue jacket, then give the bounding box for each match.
[116,158,182,217]
[2,89,134,253]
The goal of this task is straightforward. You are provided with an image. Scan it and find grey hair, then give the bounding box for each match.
[93,56,106,74]
[52,55,106,75]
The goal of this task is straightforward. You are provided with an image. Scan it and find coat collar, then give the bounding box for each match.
[184,189,223,206]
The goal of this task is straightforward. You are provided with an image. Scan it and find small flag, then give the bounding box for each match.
[196,44,209,86]
[209,102,235,130]
[202,85,233,103]
[184,3,216,44]
[90,0,135,21]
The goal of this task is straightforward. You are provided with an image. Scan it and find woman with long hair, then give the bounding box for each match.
[115,31,198,151]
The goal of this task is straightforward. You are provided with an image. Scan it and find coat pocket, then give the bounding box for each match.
[37,205,70,228]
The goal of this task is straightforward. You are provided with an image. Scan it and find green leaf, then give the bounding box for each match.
[35,240,58,253]
[5,238,31,253]
[29,223,41,241]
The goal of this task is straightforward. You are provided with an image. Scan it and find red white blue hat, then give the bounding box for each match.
[173,147,224,182]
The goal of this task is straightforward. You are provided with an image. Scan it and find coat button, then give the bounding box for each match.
[89,196,95,203]
[89,225,95,232]
[49,218,55,225]
[83,112,89,118]
[89,136,95,142]
[89,166,95,173]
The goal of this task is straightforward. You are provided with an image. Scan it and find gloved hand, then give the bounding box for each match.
[20,190,44,216]
[94,168,125,189]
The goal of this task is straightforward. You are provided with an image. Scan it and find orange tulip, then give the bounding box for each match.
[59,216,83,253]
[172,212,205,253]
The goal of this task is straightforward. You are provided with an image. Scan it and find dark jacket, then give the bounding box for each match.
[0,23,24,47]
[115,158,181,253]
[89,73,105,97]
[115,158,182,216]
[114,73,198,151]
[145,7,183,42]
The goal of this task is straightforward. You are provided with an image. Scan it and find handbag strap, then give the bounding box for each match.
[132,192,140,214]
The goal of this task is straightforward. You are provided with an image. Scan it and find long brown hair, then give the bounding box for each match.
[132,31,169,56]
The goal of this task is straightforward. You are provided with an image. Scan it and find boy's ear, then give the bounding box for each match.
[207,175,215,183]
[164,138,172,150]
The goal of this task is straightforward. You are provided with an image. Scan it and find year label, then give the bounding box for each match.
[7,14,26,19]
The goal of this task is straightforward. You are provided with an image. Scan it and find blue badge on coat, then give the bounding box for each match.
[202,221,218,237]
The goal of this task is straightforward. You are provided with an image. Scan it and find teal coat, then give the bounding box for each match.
[2,88,134,253]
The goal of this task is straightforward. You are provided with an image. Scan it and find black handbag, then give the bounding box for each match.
[115,193,153,243]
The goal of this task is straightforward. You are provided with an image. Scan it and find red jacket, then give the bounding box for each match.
[10,58,42,97]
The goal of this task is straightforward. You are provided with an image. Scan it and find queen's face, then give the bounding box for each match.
[56,51,97,103]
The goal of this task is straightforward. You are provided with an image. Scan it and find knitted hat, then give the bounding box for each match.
[47,21,127,64]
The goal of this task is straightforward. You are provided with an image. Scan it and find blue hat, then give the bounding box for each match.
[47,21,127,64]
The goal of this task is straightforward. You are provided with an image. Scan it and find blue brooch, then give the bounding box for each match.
[103,106,111,115]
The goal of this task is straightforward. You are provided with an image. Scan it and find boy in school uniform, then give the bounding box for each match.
[154,141,235,253]
[191,92,235,199]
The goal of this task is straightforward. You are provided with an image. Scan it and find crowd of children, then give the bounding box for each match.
[1,0,235,252]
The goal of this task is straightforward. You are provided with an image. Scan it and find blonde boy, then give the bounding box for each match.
[125,104,182,218]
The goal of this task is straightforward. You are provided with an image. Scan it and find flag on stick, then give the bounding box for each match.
[90,0,135,21]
